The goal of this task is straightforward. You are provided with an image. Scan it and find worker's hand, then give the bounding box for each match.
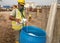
[23,18,27,22]
[20,18,27,24]
[15,19,20,23]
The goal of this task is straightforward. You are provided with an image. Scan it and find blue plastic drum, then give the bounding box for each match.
[19,26,46,43]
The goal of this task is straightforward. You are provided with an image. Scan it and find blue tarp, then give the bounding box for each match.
[3,6,11,8]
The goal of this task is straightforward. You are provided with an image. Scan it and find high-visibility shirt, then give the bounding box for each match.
[11,9,25,30]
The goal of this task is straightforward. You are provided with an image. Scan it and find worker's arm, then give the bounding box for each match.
[9,9,16,20]
[9,16,15,21]
[9,16,20,23]
[9,9,20,23]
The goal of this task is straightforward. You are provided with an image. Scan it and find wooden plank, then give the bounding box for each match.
[46,2,57,43]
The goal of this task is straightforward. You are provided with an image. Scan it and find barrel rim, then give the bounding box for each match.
[21,26,46,38]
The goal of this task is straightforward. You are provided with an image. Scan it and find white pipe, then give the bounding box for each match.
[46,2,57,43]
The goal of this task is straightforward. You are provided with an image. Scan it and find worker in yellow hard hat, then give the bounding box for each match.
[9,0,26,30]
[9,0,27,43]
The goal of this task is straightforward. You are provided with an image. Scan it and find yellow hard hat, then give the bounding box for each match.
[17,0,25,5]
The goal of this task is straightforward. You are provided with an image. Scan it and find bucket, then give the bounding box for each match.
[19,26,46,43]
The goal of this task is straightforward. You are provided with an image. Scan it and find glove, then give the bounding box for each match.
[20,18,27,24]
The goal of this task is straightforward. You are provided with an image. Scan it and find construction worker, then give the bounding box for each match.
[9,0,26,43]
[9,0,26,30]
